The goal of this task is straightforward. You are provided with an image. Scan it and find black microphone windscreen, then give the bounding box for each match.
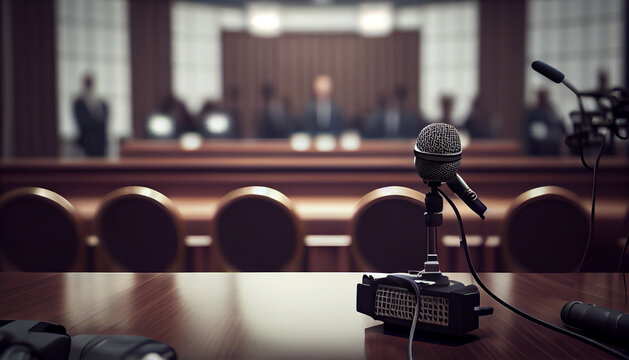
[414,123,461,182]
[531,60,565,84]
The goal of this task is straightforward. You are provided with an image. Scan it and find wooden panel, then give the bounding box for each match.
[129,0,172,139]
[222,31,420,138]
[10,0,58,157]
[0,273,627,359]
[479,0,526,139]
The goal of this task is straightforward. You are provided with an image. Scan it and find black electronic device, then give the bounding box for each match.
[0,320,177,360]
[356,273,493,336]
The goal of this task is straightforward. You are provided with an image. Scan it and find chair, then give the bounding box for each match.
[501,186,589,272]
[350,186,427,272]
[212,186,304,271]
[95,186,185,272]
[0,187,84,271]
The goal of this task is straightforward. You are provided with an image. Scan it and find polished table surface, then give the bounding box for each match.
[1,272,628,359]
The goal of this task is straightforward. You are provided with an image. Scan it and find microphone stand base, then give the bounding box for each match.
[417,270,450,286]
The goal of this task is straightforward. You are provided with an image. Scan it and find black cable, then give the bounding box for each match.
[580,148,594,171]
[576,138,605,272]
[437,188,629,360]
[618,236,629,274]
[619,236,629,304]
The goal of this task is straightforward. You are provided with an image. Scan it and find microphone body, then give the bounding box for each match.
[446,174,487,219]
[531,60,565,84]
[561,301,629,344]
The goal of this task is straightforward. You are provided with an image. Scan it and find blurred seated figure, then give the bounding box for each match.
[73,74,108,156]
[438,94,456,126]
[303,74,344,136]
[363,85,426,139]
[522,89,564,156]
[463,96,496,139]
[258,82,292,138]
[146,94,195,139]
[197,100,239,139]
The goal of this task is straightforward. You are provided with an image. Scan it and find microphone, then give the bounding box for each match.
[413,123,461,183]
[414,123,486,219]
[561,301,629,344]
[531,60,565,84]
[446,174,487,219]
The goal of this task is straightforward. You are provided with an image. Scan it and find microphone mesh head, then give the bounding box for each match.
[414,123,461,182]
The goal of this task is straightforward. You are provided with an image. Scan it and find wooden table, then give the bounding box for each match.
[0,272,627,359]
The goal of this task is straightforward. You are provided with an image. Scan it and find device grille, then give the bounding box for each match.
[415,123,461,156]
[374,285,449,326]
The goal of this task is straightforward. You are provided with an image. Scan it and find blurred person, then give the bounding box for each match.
[197,99,239,138]
[463,96,496,139]
[73,74,108,157]
[303,74,343,136]
[159,94,196,135]
[363,85,426,139]
[438,95,455,126]
[258,82,292,138]
[522,89,564,156]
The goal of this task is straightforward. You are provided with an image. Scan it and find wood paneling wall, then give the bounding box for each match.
[1,0,4,157]
[479,0,527,139]
[10,0,58,157]
[130,0,172,139]
[222,31,419,138]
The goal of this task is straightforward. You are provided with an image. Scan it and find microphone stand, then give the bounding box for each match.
[418,182,450,286]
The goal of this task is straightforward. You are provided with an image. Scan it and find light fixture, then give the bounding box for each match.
[314,134,336,152]
[146,113,176,139]
[358,2,393,37]
[179,132,202,151]
[247,2,282,37]
[458,129,471,149]
[204,112,231,135]
[290,132,311,151]
[339,131,361,151]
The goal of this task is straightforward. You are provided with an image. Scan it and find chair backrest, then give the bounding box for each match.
[95,186,185,272]
[502,186,589,272]
[350,186,427,272]
[212,186,304,271]
[0,187,84,271]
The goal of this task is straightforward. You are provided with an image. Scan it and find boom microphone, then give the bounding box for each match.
[561,301,629,344]
[531,60,565,84]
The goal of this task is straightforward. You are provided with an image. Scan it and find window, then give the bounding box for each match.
[398,1,479,124]
[172,2,223,115]
[57,0,131,157]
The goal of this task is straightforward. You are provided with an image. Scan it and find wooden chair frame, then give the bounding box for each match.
[211,186,305,272]
[501,186,588,272]
[349,186,426,272]
[0,187,85,271]
[95,186,186,272]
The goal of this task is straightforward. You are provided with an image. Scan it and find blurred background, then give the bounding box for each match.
[0,0,627,273]
[0,0,626,156]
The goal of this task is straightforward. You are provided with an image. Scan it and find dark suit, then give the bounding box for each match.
[258,102,292,138]
[73,97,108,156]
[302,100,344,136]
[363,108,424,138]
